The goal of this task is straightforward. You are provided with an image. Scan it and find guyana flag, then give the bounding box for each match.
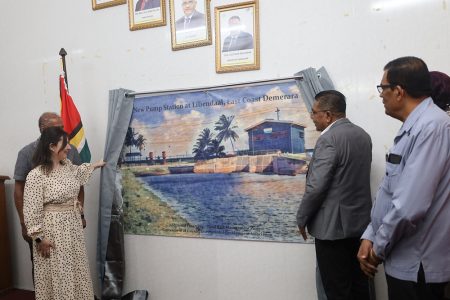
[59,75,91,163]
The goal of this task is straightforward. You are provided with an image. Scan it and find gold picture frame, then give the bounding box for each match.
[169,0,212,51]
[215,0,260,73]
[129,0,167,30]
[92,0,126,10]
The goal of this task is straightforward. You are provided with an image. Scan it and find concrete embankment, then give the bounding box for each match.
[194,154,308,175]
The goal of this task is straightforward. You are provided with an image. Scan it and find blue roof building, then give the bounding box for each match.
[245,119,306,154]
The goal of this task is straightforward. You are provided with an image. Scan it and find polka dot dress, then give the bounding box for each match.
[24,159,95,300]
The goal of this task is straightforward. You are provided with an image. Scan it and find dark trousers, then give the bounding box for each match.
[28,239,35,284]
[386,264,448,300]
[315,237,370,300]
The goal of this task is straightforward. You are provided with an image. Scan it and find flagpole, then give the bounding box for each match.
[59,48,69,92]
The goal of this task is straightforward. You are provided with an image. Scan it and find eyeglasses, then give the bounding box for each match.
[377,84,395,93]
[310,110,329,116]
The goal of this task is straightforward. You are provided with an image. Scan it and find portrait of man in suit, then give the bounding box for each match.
[222,15,254,52]
[296,90,372,300]
[135,0,160,12]
[175,0,205,32]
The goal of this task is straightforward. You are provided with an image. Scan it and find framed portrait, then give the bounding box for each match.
[128,0,166,30]
[215,1,260,73]
[169,0,212,51]
[92,0,126,10]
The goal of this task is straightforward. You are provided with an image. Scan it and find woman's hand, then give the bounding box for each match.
[92,160,106,169]
[21,224,32,243]
[37,238,55,258]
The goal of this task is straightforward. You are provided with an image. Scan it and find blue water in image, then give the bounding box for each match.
[140,172,306,242]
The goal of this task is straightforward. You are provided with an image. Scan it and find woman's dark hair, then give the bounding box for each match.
[32,127,68,174]
[430,71,450,111]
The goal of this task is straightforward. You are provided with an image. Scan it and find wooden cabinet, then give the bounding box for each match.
[0,176,12,292]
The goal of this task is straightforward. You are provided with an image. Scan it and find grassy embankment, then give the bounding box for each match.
[122,167,200,237]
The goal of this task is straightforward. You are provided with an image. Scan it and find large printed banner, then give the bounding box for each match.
[121,79,319,242]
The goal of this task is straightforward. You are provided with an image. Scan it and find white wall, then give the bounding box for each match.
[1,0,449,299]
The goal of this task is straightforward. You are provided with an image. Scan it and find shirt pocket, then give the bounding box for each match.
[381,162,401,194]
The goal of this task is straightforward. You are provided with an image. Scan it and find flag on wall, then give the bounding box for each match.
[59,75,91,163]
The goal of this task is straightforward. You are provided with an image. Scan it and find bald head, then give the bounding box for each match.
[38,112,63,133]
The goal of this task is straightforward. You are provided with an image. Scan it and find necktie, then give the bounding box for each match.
[184,17,191,29]
[228,35,236,51]
[140,0,147,11]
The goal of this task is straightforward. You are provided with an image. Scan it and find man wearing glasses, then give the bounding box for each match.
[297,90,372,299]
[358,56,450,300]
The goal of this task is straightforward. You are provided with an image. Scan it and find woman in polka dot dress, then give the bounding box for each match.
[23,126,105,300]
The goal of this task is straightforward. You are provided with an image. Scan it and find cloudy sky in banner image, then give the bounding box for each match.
[130,82,317,157]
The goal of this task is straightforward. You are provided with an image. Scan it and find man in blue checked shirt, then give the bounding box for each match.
[358,56,450,300]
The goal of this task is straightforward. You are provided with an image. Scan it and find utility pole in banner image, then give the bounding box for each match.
[275,107,280,120]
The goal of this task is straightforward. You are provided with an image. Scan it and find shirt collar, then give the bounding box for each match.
[231,31,241,38]
[395,97,432,141]
[185,11,195,19]
[320,118,345,135]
